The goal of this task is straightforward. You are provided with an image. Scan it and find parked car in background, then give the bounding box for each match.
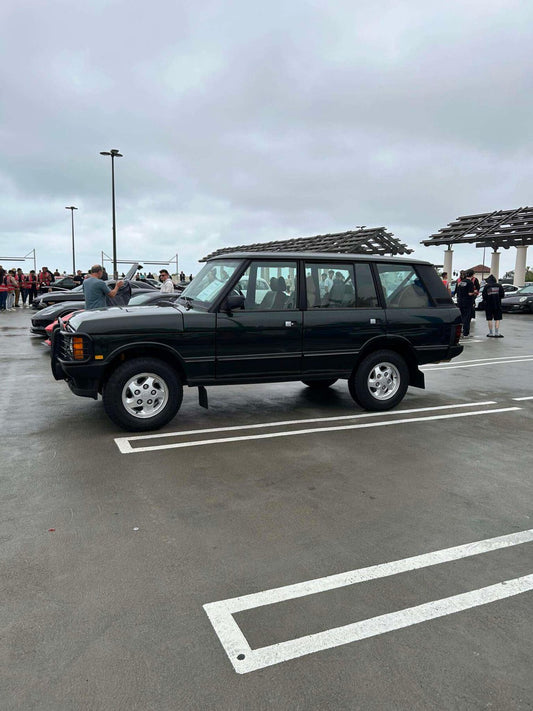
[135,277,161,289]
[46,276,80,291]
[501,284,533,313]
[31,301,85,335]
[126,291,183,307]
[32,281,156,309]
[476,283,523,311]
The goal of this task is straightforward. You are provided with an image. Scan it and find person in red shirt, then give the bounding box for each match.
[38,267,54,294]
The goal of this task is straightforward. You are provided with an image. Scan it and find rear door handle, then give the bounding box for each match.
[285,320,298,327]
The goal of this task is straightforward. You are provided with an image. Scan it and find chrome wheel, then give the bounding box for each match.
[121,372,169,419]
[349,350,408,411]
[367,362,401,401]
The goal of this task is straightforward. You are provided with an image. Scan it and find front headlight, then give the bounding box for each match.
[519,296,528,302]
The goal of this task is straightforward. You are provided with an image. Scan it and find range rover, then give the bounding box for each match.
[51,252,463,431]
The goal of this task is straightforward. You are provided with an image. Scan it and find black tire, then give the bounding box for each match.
[301,379,338,389]
[349,350,409,411]
[103,357,182,431]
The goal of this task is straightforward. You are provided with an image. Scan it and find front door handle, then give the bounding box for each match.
[285,320,298,327]
[369,318,383,324]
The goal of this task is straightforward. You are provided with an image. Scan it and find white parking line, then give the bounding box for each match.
[203,528,533,673]
[114,405,519,454]
[423,354,533,368]
[422,356,533,371]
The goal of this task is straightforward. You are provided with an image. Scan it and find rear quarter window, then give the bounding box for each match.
[376,263,433,308]
[415,264,455,305]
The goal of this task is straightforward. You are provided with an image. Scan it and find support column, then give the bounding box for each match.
[443,247,453,279]
[490,251,500,280]
[514,245,528,286]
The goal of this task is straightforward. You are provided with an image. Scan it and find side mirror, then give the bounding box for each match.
[224,294,245,313]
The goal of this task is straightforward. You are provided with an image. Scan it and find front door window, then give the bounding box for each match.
[237,261,297,310]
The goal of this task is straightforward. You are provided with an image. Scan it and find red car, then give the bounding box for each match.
[44,310,80,346]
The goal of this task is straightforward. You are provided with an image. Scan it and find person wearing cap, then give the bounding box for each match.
[83,265,123,310]
[159,269,175,293]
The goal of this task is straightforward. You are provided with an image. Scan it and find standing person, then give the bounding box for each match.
[26,270,38,306]
[0,266,7,312]
[73,269,84,285]
[82,265,123,310]
[38,267,54,294]
[441,271,451,295]
[14,268,24,307]
[469,270,480,320]
[456,271,475,338]
[5,270,17,310]
[482,275,505,338]
[159,269,175,293]
[20,269,30,307]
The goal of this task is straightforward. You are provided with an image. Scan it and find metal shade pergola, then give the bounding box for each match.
[422,207,533,251]
[202,227,412,261]
[421,207,533,284]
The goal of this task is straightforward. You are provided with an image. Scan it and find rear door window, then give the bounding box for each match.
[305,264,355,308]
[305,262,379,309]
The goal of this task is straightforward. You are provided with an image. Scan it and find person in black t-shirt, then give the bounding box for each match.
[482,275,505,338]
[456,272,475,338]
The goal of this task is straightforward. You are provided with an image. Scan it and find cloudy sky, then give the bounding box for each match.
[1,0,532,277]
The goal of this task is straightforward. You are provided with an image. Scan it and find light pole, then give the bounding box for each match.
[99,148,123,279]
[65,206,78,275]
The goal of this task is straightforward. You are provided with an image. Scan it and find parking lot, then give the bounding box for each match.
[2,308,532,710]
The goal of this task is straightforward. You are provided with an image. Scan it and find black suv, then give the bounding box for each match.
[51,252,463,431]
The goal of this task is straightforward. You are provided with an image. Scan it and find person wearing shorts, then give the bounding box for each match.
[482,274,505,338]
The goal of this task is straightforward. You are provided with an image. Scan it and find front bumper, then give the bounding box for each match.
[502,304,530,313]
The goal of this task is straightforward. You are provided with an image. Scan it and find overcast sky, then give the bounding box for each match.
[1,0,532,277]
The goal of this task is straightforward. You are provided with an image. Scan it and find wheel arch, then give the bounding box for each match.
[351,336,424,388]
[100,344,187,393]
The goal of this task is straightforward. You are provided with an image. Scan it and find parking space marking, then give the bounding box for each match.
[513,396,533,401]
[117,400,495,445]
[422,355,533,371]
[203,528,533,673]
[114,404,519,454]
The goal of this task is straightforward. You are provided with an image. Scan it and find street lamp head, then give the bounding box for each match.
[100,149,123,157]
[65,206,78,210]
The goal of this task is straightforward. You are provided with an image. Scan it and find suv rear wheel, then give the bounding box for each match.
[103,357,182,431]
[349,350,408,411]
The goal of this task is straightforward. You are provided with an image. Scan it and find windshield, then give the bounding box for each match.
[516,285,533,295]
[180,260,240,307]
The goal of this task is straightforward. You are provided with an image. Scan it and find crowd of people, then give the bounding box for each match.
[0,265,65,310]
[445,269,505,339]
[0,264,193,313]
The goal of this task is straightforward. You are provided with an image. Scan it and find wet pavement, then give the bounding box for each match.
[1,306,533,710]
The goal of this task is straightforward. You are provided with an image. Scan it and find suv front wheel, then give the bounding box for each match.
[103,357,183,431]
[349,350,408,411]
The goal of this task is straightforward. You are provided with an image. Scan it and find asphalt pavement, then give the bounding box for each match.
[1,307,532,710]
